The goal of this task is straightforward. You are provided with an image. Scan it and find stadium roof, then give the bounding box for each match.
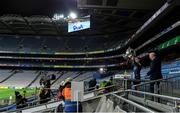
[0,0,168,54]
[0,0,165,36]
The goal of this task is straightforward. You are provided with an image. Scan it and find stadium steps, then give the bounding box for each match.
[0,70,18,83]
[82,89,180,112]
[50,71,66,86]
[30,71,48,88]
[127,93,176,112]
[127,89,180,112]
[26,71,42,88]
[82,91,155,112]
[0,71,38,87]
[0,70,14,82]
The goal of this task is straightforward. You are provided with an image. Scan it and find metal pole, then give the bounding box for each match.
[171,81,173,96]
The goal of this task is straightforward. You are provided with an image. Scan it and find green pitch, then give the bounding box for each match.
[0,88,38,100]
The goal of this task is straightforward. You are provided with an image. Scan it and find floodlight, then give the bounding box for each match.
[69,12,77,19]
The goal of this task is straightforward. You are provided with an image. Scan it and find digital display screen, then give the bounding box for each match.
[68,20,90,32]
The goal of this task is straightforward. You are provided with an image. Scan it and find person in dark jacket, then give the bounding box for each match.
[57,84,65,101]
[147,51,163,94]
[131,56,141,89]
[15,91,22,108]
[39,88,50,104]
[15,91,27,109]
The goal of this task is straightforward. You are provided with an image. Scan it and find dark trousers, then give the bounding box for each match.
[150,81,160,94]
[150,81,160,102]
[133,80,140,90]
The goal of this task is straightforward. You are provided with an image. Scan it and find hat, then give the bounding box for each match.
[65,77,73,82]
[64,77,73,85]
[60,81,65,86]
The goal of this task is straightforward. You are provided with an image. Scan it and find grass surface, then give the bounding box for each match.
[0,88,38,100]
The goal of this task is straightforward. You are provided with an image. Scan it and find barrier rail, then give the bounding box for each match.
[127,89,180,101]
[125,90,180,112]
[133,75,180,88]
[133,74,180,98]
[111,93,155,113]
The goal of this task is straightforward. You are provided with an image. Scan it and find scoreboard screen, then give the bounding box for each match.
[68,16,90,32]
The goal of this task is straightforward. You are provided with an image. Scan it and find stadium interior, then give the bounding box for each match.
[0,0,180,112]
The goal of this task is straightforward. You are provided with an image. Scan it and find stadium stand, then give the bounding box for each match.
[0,70,37,88]
[0,70,17,83]
[0,71,95,88]
[0,0,180,112]
[26,71,42,88]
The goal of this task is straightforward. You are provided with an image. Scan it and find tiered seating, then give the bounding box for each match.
[0,70,94,88]
[0,70,12,82]
[0,71,37,88]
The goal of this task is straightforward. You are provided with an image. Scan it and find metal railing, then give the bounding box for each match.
[127,89,180,101]
[133,75,180,88]
[82,89,155,112]
[133,74,180,97]
[83,79,153,99]
[111,93,155,113]
[83,78,131,98]
[125,89,180,112]
[84,85,116,94]
[83,85,121,100]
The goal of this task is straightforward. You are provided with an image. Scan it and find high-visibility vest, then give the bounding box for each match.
[62,87,71,100]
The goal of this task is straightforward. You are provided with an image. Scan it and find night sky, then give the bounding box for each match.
[0,0,77,17]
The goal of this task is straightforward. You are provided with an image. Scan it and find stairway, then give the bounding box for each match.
[81,89,180,112]
[26,72,42,88]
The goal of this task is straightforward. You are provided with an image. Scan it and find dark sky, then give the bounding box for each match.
[0,0,77,17]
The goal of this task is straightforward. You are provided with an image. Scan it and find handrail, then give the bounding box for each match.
[133,75,180,88]
[83,90,124,102]
[127,89,180,101]
[84,85,116,94]
[111,93,155,113]
[84,79,152,94]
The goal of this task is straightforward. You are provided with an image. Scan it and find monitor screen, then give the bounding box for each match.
[68,19,90,32]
